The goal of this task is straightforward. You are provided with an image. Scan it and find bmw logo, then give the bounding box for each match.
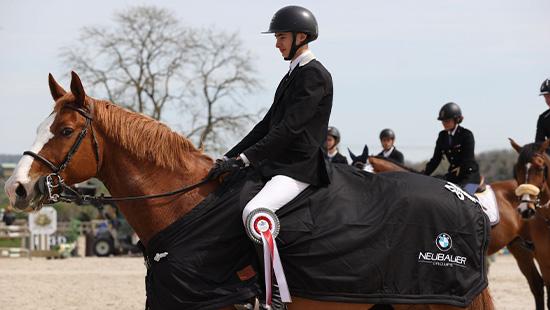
[435,233,452,252]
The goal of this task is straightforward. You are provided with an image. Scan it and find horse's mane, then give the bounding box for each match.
[517,142,543,166]
[372,156,420,173]
[56,97,212,171]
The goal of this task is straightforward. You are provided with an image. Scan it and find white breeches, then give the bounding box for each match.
[242,175,309,223]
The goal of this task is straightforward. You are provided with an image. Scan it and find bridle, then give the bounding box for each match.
[24,105,100,204]
[26,106,100,174]
[515,153,550,213]
[24,104,211,206]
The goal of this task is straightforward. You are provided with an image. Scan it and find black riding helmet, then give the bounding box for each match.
[263,6,318,60]
[327,126,341,144]
[437,102,463,123]
[379,128,395,140]
[540,79,550,95]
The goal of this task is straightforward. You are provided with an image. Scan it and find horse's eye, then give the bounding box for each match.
[61,127,74,137]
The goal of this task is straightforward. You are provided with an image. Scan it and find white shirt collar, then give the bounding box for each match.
[383,146,395,158]
[289,50,316,75]
[448,125,458,136]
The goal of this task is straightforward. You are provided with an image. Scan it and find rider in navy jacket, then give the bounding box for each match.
[424,102,480,194]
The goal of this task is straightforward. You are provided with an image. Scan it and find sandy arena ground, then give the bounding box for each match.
[0,254,536,309]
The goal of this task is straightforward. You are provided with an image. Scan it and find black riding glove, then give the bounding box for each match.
[206,157,245,180]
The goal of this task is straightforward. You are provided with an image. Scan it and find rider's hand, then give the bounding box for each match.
[206,157,245,180]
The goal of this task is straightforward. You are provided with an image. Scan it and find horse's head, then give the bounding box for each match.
[348,144,369,169]
[509,138,550,219]
[5,72,102,212]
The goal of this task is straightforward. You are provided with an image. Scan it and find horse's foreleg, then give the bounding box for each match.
[537,261,550,310]
[507,239,545,310]
[532,248,550,310]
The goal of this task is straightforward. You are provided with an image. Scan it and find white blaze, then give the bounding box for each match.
[5,113,56,202]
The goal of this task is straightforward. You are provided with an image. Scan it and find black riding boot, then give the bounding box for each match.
[269,284,287,310]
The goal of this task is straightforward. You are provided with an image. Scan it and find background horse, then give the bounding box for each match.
[4,72,493,310]
[510,139,550,310]
[366,150,546,309]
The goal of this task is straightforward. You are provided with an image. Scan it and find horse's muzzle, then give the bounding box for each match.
[10,179,46,212]
[518,204,536,220]
[517,198,537,220]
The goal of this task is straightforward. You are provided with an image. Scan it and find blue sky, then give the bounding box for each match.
[1,0,549,162]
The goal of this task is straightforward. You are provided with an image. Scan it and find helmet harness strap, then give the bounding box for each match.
[285,32,309,61]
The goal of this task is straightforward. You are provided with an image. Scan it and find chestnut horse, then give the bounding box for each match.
[4,72,493,310]
[367,155,545,309]
[509,139,550,310]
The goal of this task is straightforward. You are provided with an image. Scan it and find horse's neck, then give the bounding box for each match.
[97,141,217,245]
[370,157,408,173]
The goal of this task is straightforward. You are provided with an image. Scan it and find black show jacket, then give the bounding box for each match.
[225,59,333,186]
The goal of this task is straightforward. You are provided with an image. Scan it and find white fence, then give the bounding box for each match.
[0,221,94,258]
[0,224,31,258]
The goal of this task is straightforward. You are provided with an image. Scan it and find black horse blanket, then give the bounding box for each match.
[142,164,489,309]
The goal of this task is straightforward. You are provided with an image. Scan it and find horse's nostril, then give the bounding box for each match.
[15,183,27,198]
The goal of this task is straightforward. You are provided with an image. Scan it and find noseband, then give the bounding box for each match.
[23,105,100,204]
[515,155,549,211]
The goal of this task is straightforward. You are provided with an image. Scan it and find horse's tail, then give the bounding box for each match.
[468,288,494,310]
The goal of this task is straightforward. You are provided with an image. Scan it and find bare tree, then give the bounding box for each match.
[62,6,260,152]
[184,28,261,151]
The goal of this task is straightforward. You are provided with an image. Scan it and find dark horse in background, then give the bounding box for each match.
[4,72,494,310]
[353,141,550,310]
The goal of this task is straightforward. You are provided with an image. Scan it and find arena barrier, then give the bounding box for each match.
[0,224,31,258]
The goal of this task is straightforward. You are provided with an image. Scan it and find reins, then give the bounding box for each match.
[53,177,212,205]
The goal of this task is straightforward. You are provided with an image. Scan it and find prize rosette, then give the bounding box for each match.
[245,207,280,244]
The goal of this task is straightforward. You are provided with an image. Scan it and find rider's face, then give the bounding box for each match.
[275,32,307,60]
[381,137,394,151]
[275,32,292,59]
[326,135,337,150]
[441,119,456,131]
[544,94,550,108]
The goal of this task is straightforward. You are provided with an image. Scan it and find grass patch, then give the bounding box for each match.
[0,238,23,247]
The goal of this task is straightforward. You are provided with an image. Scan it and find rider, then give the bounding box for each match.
[423,102,481,195]
[376,128,404,164]
[326,126,348,164]
[207,6,332,309]
[535,78,550,147]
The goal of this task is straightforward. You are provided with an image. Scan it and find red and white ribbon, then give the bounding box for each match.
[261,227,291,306]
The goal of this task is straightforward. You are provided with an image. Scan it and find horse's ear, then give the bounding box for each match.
[348,148,357,162]
[508,138,522,154]
[540,139,550,154]
[70,71,86,107]
[48,73,66,101]
[361,144,370,157]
